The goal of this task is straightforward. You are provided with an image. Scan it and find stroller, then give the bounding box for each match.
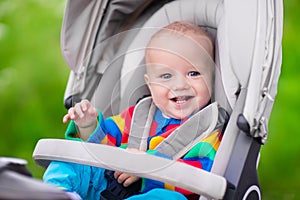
[32,0,283,199]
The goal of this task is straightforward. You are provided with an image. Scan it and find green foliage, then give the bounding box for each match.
[0,0,69,177]
[258,0,300,199]
[0,0,299,199]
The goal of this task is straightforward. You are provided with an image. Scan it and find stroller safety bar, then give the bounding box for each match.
[33,139,227,199]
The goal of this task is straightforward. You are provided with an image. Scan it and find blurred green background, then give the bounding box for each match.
[0,0,299,199]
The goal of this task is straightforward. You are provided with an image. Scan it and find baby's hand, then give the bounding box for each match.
[114,171,140,187]
[114,148,143,187]
[62,100,98,129]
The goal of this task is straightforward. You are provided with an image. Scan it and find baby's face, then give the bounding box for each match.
[145,50,210,119]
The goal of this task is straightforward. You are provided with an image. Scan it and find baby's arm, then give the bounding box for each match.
[62,100,98,140]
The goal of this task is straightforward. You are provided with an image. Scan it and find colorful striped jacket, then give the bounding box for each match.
[66,105,223,196]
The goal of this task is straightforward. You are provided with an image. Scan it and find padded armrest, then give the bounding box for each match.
[33,139,227,199]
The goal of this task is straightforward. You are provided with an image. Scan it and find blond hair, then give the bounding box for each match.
[148,21,214,59]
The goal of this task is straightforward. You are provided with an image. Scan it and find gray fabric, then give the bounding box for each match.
[242,0,283,141]
[210,88,247,176]
[91,2,164,115]
[87,30,149,117]
[61,0,109,72]
[61,0,152,71]
[127,97,156,151]
[62,0,108,105]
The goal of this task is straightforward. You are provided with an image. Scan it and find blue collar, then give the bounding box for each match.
[154,109,183,133]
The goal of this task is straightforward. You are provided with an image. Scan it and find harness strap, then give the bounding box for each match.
[127,97,156,151]
[127,97,227,159]
[156,102,220,159]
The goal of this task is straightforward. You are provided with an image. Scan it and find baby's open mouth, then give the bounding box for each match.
[170,96,193,104]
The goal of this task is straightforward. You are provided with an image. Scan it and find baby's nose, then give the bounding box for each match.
[171,76,190,90]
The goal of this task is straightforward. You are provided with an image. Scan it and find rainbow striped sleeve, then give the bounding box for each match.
[182,130,222,170]
[65,107,134,147]
[99,106,134,146]
[65,111,105,141]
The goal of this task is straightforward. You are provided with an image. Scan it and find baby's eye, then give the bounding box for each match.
[188,71,201,77]
[161,73,172,79]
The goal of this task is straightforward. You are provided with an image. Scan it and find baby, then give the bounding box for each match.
[44,21,219,200]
